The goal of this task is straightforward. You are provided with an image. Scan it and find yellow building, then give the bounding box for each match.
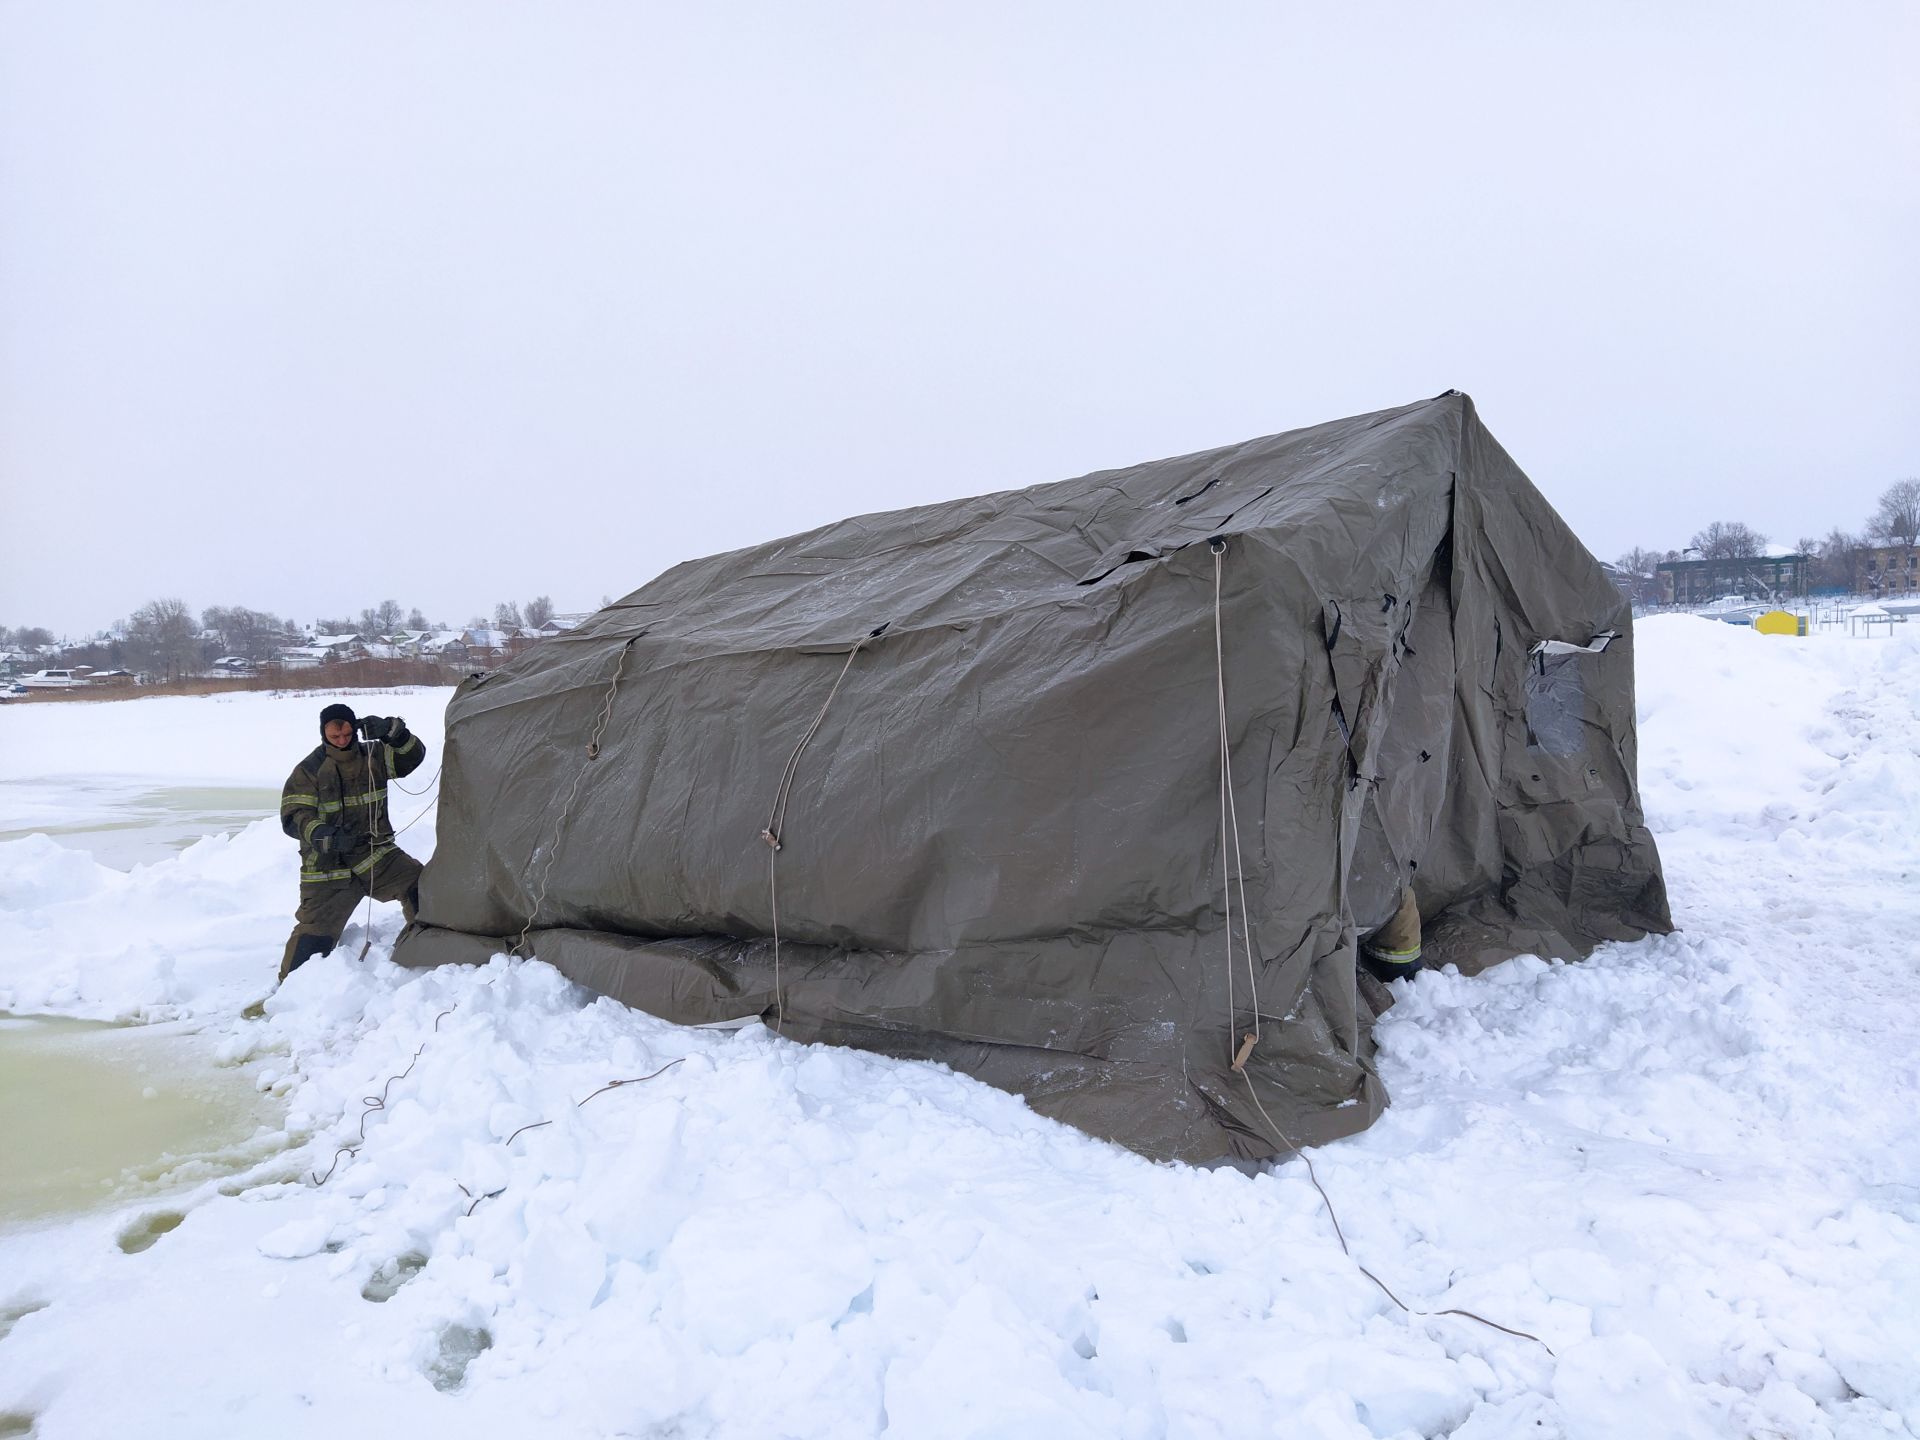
[1858,545,1920,596]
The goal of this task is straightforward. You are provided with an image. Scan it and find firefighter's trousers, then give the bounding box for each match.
[279,848,424,981]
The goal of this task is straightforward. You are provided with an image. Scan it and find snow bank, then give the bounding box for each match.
[0,689,448,1018]
[0,623,1916,1438]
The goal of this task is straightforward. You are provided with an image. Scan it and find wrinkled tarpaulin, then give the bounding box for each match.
[395,392,1669,1163]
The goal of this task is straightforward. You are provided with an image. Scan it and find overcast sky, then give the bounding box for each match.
[3,1,1915,637]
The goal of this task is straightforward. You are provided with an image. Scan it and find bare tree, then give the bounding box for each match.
[404,608,429,631]
[1688,521,1769,560]
[124,597,200,680]
[1813,529,1865,591]
[1,625,54,651]
[492,601,524,630]
[524,595,554,629]
[1868,478,1920,549]
[358,599,406,636]
[1614,547,1665,577]
[202,606,293,661]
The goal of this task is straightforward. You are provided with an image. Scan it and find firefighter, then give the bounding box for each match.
[278,702,429,981]
[1361,885,1423,982]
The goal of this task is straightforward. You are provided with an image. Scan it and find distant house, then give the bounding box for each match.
[275,646,330,670]
[537,613,590,635]
[420,631,470,662]
[310,633,368,658]
[1857,544,1919,597]
[1656,553,1808,606]
[460,627,513,663]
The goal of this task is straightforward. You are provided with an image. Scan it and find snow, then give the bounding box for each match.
[1,623,1917,1438]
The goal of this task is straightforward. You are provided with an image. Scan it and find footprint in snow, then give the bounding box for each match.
[0,1299,48,1344]
[117,1210,186,1255]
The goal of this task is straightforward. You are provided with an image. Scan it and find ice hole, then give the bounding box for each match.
[361,1252,428,1303]
[426,1324,492,1392]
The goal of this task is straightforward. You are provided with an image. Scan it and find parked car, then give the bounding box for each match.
[20,669,85,689]
[0,681,27,701]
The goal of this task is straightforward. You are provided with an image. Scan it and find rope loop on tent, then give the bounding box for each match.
[1211,537,1261,1071]
[762,627,883,1034]
[515,636,639,957]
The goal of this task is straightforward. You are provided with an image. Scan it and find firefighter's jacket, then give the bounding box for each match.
[280,732,428,885]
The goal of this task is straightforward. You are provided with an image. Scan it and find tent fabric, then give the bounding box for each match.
[393,392,1670,1164]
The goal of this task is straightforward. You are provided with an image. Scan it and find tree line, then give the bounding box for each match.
[5,595,564,682]
[1615,477,1920,591]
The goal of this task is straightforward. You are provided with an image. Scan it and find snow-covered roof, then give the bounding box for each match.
[463,628,511,649]
[311,633,364,648]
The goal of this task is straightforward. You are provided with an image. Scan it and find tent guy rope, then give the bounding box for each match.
[760,627,882,1034]
[1212,537,1262,1072]
[515,637,637,957]
[1207,535,1553,1359]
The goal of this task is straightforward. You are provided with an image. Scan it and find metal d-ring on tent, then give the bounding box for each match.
[394,391,1670,1165]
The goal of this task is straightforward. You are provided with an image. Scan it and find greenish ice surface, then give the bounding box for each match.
[0,1016,285,1230]
[0,781,280,869]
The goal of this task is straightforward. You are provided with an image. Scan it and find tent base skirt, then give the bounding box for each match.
[393,921,1390,1166]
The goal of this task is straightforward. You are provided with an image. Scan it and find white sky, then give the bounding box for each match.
[3,1,1915,637]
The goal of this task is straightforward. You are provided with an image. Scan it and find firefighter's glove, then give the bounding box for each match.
[358,715,392,742]
[309,823,341,857]
[384,716,410,747]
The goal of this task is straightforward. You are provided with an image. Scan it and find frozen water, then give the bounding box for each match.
[0,1016,282,1228]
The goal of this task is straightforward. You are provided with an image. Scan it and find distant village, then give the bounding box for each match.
[5,478,1917,695]
[255,614,593,672]
[0,597,596,693]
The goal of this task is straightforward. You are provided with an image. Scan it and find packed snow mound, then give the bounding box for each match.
[0,624,1916,1438]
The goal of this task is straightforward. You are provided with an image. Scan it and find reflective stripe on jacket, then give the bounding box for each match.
[280,732,428,884]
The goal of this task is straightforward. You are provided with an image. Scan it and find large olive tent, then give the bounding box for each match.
[394,392,1669,1164]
